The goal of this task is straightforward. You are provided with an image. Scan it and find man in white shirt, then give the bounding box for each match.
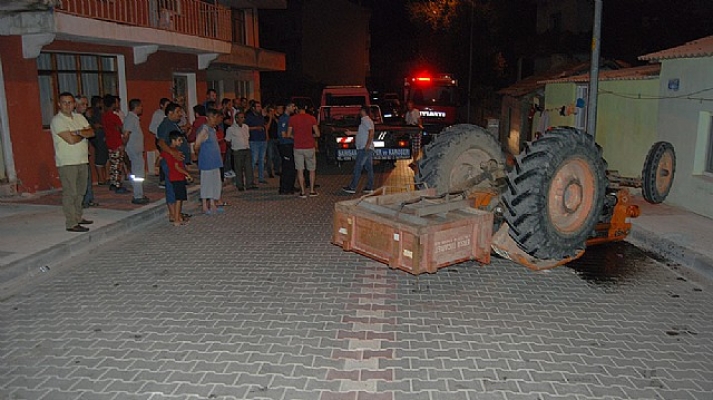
[342,106,375,194]
[149,98,171,184]
[50,92,95,232]
[225,112,257,191]
[124,98,149,204]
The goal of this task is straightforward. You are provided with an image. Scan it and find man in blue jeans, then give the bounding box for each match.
[342,106,375,194]
[245,100,268,184]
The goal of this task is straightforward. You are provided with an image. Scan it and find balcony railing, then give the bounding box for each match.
[56,0,232,42]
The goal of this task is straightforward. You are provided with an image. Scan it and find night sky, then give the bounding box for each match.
[262,0,713,96]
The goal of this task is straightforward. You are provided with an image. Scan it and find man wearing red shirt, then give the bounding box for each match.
[287,105,320,198]
[102,94,128,193]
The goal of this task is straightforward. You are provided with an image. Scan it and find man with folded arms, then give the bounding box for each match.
[50,92,96,232]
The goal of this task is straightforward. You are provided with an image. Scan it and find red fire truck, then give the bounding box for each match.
[403,73,459,139]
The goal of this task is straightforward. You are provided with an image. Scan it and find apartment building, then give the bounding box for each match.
[0,0,285,194]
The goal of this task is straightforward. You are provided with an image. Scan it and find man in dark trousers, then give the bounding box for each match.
[278,102,296,194]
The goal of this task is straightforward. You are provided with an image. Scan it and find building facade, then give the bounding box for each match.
[0,0,285,194]
[640,36,713,218]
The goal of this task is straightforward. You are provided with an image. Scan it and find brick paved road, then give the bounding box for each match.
[1,163,712,400]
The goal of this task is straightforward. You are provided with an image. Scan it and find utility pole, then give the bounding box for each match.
[586,0,603,139]
[466,1,474,123]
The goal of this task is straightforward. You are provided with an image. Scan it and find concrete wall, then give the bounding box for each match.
[596,79,659,177]
[0,35,51,192]
[499,95,523,155]
[656,57,713,218]
[301,0,370,86]
[543,83,577,128]
[536,0,592,34]
[544,78,660,178]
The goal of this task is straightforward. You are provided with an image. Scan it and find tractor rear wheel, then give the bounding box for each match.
[502,127,608,260]
[641,141,675,204]
[416,124,505,194]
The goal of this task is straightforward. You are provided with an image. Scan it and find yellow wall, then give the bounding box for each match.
[544,79,659,177]
[596,79,660,177]
[543,83,577,128]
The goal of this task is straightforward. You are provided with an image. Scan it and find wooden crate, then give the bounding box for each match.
[332,189,493,275]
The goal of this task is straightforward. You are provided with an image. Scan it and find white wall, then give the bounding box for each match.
[656,57,713,218]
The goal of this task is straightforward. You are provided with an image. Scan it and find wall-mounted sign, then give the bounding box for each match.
[668,78,680,91]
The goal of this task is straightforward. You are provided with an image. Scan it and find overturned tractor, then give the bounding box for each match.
[333,124,675,274]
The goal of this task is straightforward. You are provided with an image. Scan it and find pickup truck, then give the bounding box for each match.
[317,86,420,165]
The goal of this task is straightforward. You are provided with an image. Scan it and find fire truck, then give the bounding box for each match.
[403,73,459,140]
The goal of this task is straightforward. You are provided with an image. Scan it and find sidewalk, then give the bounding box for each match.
[1,169,712,297]
[628,194,713,280]
[0,173,201,298]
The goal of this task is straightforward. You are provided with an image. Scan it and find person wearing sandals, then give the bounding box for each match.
[287,104,320,198]
[161,131,193,226]
[194,108,224,215]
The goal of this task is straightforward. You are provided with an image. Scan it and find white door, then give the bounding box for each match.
[575,85,588,130]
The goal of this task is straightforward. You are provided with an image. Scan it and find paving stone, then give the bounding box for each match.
[3,176,713,400]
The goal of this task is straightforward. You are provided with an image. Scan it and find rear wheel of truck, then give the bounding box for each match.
[416,124,505,194]
[641,141,676,204]
[502,127,608,260]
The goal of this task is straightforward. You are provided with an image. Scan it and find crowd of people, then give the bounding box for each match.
[49,88,328,231]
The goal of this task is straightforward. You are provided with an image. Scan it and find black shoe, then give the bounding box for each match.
[279,190,294,195]
[259,180,268,184]
[247,185,259,190]
[66,225,89,232]
[114,187,129,194]
[268,174,275,178]
[78,219,93,225]
[342,186,356,194]
[131,196,150,205]
[236,187,246,192]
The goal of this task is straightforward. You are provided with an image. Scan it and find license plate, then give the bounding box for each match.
[337,148,411,161]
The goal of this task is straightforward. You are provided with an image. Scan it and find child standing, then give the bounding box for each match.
[161,131,193,226]
[194,108,224,215]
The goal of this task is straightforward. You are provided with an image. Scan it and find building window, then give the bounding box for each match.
[234,80,250,98]
[232,8,247,45]
[37,52,118,127]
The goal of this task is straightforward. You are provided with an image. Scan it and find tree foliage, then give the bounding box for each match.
[407,0,472,31]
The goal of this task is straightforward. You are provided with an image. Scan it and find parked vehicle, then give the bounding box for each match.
[403,73,459,141]
[317,86,419,165]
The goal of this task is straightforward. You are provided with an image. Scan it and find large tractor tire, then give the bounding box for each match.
[641,141,675,204]
[502,127,608,260]
[416,124,505,194]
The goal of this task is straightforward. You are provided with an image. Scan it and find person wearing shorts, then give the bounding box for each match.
[287,105,320,198]
[161,131,193,226]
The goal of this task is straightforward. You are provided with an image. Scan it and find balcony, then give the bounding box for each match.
[213,43,285,72]
[56,0,232,42]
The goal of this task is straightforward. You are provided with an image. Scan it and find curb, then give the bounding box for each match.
[0,187,201,299]
[628,224,713,281]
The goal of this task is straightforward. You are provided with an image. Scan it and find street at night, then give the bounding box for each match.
[2,0,713,399]
[1,163,712,400]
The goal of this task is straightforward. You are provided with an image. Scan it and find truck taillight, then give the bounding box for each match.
[398,140,409,147]
[341,143,350,149]
[416,77,431,82]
